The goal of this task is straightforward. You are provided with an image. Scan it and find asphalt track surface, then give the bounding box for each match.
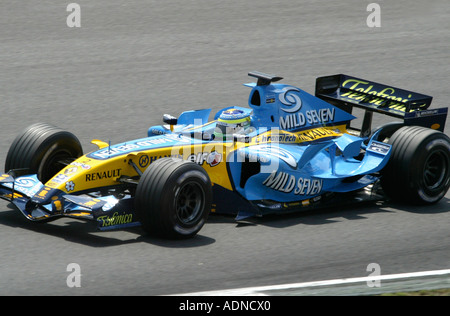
[0,1,449,296]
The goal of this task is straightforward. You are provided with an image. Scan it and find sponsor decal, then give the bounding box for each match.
[340,78,418,111]
[34,187,52,200]
[279,87,302,113]
[367,141,390,155]
[85,169,122,182]
[70,161,91,170]
[263,171,323,196]
[279,108,335,130]
[51,197,63,212]
[135,138,176,147]
[93,143,139,159]
[64,167,78,175]
[255,133,298,143]
[414,109,439,117]
[97,212,133,228]
[188,151,222,167]
[15,177,38,188]
[65,181,75,192]
[296,127,341,142]
[3,176,42,197]
[139,155,149,168]
[266,97,276,104]
[255,127,341,144]
[90,137,178,159]
[278,87,336,130]
[149,128,166,135]
[149,154,183,164]
[52,174,68,184]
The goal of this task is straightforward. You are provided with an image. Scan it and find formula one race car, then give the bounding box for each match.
[1,72,449,238]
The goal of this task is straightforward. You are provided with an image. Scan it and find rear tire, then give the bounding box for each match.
[381,126,450,204]
[135,158,212,238]
[5,123,83,183]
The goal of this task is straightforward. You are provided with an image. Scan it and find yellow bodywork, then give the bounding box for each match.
[44,124,346,195]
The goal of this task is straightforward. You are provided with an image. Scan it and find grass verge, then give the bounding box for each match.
[379,288,450,296]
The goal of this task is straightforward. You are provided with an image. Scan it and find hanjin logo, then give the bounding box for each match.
[139,155,150,168]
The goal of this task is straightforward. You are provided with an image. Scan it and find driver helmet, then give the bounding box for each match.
[214,109,251,140]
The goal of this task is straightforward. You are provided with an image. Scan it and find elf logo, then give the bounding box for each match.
[188,151,222,167]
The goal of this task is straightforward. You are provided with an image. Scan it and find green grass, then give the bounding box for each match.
[379,288,450,296]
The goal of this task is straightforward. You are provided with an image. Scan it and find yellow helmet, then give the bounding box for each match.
[214,109,251,140]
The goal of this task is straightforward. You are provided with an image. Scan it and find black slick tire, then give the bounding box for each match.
[134,158,212,239]
[5,123,83,183]
[381,126,450,205]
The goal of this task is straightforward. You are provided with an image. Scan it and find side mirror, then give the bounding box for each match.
[163,114,178,126]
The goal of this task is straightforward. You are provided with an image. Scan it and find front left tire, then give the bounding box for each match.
[134,157,212,239]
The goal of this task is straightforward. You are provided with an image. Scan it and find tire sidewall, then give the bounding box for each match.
[410,136,450,203]
[161,167,211,237]
[34,133,82,182]
[383,126,450,204]
[135,159,212,238]
[5,124,82,183]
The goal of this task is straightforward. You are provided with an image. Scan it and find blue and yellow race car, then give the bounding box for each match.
[1,72,449,238]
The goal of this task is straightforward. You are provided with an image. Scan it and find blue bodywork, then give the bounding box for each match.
[0,72,405,229]
[146,73,393,219]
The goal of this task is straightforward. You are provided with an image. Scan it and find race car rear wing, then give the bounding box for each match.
[315,74,447,134]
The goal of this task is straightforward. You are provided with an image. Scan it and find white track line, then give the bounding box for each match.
[174,269,450,296]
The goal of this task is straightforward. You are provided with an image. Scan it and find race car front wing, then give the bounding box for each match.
[0,172,140,231]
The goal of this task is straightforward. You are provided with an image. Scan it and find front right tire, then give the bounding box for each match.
[5,123,83,183]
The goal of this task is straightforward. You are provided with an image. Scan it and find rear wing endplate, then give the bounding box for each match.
[315,74,447,133]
